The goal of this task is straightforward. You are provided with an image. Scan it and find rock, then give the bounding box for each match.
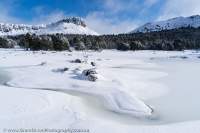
[52,67,69,73]
[91,62,96,66]
[75,59,82,63]
[198,56,200,59]
[82,69,97,76]
[87,74,98,82]
[63,68,69,71]
[71,59,82,63]
[82,69,98,82]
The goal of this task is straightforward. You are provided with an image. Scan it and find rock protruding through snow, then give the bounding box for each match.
[82,69,98,82]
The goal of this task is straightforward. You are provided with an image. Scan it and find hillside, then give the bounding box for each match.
[132,15,200,33]
[0,17,98,36]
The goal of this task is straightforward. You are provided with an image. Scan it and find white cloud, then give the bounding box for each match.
[84,0,146,34]
[103,0,160,14]
[158,0,200,20]
[85,12,138,34]
[30,6,78,25]
[104,0,124,13]
[144,0,159,7]
[103,0,140,13]
[0,2,21,23]
[31,11,66,25]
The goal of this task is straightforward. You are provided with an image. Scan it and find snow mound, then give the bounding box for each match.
[101,90,152,117]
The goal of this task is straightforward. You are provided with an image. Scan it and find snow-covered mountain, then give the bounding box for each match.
[0,17,98,36]
[132,15,200,33]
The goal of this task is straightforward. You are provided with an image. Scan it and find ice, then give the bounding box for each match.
[0,49,200,132]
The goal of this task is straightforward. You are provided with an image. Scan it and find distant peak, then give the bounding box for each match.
[50,17,86,27]
[0,16,98,36]
[131,14,200,33]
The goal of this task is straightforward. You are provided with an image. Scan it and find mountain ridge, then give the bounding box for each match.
[0,17,98,36]
[131,15,200,33]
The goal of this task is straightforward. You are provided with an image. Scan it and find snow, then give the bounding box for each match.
[0,49,200,132]
[41,23,98,35]
[148,58,200,124]
[0,18,98,36]
[132,15,200,33]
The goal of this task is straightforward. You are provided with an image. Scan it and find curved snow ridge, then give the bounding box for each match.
[65,85,153,117]
[100,90,153,117]
[6,80,153,118]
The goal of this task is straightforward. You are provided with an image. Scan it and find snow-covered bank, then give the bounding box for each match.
[0,74,88,128]
[1,49,200,132]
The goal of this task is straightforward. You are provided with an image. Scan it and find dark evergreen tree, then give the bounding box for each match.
[0,37,9,48]
[73,37,86,50]
[52,35,70,51]
[117,42,130,51]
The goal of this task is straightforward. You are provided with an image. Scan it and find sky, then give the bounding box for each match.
[0,0,200,34]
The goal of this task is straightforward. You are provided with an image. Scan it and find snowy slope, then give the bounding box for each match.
[0,17,98,36]
[132,15,200,33]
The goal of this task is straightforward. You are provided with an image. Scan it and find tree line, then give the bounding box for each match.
[1,27,200,51]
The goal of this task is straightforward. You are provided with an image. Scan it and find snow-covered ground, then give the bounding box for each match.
[0,49,200,132]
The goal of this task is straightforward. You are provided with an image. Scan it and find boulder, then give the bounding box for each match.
[87,74,98,82]
[82,69,98,82]
[71,59,82,63]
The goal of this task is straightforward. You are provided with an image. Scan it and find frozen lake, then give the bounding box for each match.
[146,59,200,124]
[0,50,200,127]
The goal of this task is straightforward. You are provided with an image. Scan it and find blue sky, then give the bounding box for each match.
[0,0,199,34]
